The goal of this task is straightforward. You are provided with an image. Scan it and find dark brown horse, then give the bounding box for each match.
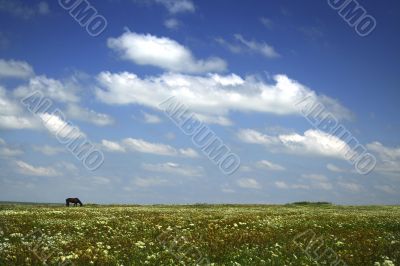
[66,198,83,207]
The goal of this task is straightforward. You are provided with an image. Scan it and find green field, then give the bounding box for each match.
[0,204,399,265]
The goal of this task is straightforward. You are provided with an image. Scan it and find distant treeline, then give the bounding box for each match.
[287,201,332,206]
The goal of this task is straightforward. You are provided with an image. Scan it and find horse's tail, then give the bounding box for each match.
[77,198,83,206]
[65,198,69,207]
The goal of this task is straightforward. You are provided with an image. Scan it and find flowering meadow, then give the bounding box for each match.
[0,204,399,265]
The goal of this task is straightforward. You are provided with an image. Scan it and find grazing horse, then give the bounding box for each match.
[66,198,83,207]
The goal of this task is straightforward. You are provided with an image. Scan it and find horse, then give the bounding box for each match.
[66,198,83,207]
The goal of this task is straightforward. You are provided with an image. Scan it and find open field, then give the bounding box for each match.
[0,204,399,265]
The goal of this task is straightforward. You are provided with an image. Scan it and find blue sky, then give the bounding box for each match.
[0,0,399,204]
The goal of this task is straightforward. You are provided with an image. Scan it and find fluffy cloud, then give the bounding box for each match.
[374,185,396,194]
[14,75,79,103]
[164,18,180,30]
[132,176,168,188]
[0,147,22,157]
[338,181,362,192]
[39,113,85,139]
[141,111,162,124]
[154,0,195,13]
[367,142,400,174]
[256,160,285,171]
[101,140,126,153]
[0,138,23,157]
[66,104,114,126]
[178,148,199,158]
[32,145,64,156]
[90,176,112,185]
[95,71,352,125]
[238,128,354,159]
[236,178,261,189]
[217,34,279,58]
[260,17,273,30]
[0,86,39,129]
[275,181,310,190]
[16,160,60,176]
[101,138,197,157]
[123,138,177,156]
[142,162,203,177]
[0,59,34,79]
[301,174,328,182]
[367,142,400,160]
[326,163,347,173]
[234,34,280,58]
[107,31,227,73]
[274,180,332,190]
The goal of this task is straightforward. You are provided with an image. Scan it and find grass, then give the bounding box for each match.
[0,204,399,265]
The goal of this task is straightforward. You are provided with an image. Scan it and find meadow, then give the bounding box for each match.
[0,203,399,265]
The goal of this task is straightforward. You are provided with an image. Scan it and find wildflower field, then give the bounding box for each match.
[0,203,399,265]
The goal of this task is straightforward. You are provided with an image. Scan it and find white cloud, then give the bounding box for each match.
[178,148,199,158]
[0,139,23,157]
[237,129,276,145]
[374,185,396,195]
[66,104,114,126]
[101,140,126,153]
[101,138,196,157]
[367,142,400,174]
[236,178,261,189]
[338,182,362,192]
[217,35,279,58]
[215,37,242,53]
[0,86,39,129]
[312,182,333,190]
[326,163,346,173]
[39,113,85,139]
[194,114,233,126]
[234,34,280,58]
[142,162,203,177]
[107,31,227,73]
[275,179,332,190]
[32,145,64,156]
[0,0,49,19]
[275,181,290,189]
[301,174,328,182]
[256,160,285,171]
[260,17,273,30]
[221,184,235,193]
[0,115,37,130]
[367,142,400,160]
[14,75,79,103]
[141,111,162,124]
[0,59,34,79]
[275,181,310,190]
[91,176,112,185]
[55,161,78,173]
[133,176,168,187]
[301,174,333,190]
[16,160,60,176]
[238,128,354,159]
[164,18,180,30]
[123,138,177,156]
[155,0,195,14]
[95,71,352,125]
[37,1,49,15]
